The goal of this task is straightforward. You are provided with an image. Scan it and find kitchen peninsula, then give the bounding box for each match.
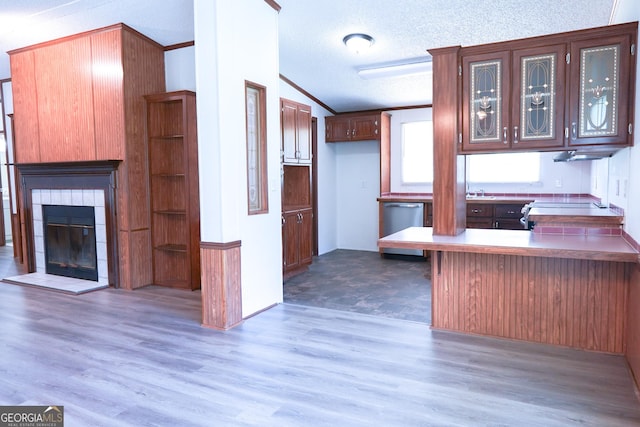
[378,227,639,353]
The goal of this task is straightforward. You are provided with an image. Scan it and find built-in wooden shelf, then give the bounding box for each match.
[146,90,200,290]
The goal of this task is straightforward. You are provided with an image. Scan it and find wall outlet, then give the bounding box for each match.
[554,179,562,188]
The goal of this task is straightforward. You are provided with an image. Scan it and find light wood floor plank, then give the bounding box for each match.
[0,283,639,426]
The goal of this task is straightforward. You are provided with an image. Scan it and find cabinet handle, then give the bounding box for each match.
[503,127,508,144]
[513,126,518,144]
[352,129,356,136]
[346,129,350,137]
[282,215,285,225]
[507,210,516,214]
[571,122,577,140]
[472,209,481,214]
[375,129,378,135]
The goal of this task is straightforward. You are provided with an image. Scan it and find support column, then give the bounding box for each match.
[428,46,466,236]
[200,241,243,330]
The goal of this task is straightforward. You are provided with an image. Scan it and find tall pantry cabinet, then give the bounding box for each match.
[281,98,313,277]
[145,91,201,290]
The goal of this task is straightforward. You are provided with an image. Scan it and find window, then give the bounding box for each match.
[467,152,541,183]
[401,121,433,184]
[245,81,268,214]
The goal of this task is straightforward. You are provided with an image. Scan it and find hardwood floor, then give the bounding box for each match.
[0,247,639,426]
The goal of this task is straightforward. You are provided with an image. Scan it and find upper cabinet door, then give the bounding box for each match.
[281,99,298,163]
[568,34,633,147]
[296,104,312,163]
[326,117,351,142]
[350,114,380,141]
[462,51,511,152]
[511,44,566,149]
[281,98,312,164]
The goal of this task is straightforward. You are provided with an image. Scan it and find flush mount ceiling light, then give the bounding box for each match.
[343,33,374,54]
[357,57,433,80]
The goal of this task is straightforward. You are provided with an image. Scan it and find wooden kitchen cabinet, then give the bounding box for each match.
[466,201,528,229]
[567,33,635,147]
[460,22,637,154]
[146,90,200,290]
[462,45,566,152]
[424,202,433,227]
[466,203,494,229]
[326,112,390,142]
[281,98,312,164]
[282,164,313,276]
[282,208,313,274]
[493,203,525,229]
[511,44,567,149]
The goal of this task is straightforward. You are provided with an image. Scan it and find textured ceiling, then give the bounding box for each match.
[0,0,619,114]
[278,0,617,112]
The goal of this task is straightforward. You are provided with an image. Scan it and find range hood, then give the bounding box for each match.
[553,148,620,162]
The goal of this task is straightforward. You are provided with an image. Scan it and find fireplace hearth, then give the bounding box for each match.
[43,205,98,281]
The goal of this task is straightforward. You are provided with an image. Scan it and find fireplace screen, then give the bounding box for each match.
[43,205,98,281]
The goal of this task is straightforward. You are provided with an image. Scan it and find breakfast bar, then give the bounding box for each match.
[378,227,640,353]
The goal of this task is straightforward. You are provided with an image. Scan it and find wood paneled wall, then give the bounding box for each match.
[432,251,630,353]
[626,263,640,388]
[9,24,165,289]
[117,27,166,289]
[200,242,243,330]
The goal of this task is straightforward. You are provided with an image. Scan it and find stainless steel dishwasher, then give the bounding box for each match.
[382,202,424,256]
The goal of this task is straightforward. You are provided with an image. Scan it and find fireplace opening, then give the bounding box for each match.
[43,205,98,281]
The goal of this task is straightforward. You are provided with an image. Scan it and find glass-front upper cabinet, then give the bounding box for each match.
[461,51,510,152]
[568,34,633,147]
[462,46,565,152]
[511,45,566,149]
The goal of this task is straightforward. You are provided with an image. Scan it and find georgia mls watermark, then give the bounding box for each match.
[0,406,63,427]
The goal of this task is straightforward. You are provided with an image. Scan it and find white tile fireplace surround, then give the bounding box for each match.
[31,189,108,285]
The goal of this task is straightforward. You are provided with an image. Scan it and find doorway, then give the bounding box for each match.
[0,79,16,254]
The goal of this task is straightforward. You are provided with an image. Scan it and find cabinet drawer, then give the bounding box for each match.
[494,204,525,219]
[494,219,525,230]
[467,203,493,217]
[467,219,494,229]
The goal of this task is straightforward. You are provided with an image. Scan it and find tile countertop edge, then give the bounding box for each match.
[378,227,640,263]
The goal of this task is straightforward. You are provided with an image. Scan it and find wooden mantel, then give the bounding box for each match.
[16,160,121,287]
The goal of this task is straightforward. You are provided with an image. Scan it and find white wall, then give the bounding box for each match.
[165,46,196,92]
[335,140,380,252]
[611,1,639,242]
[194,0,282,317]
[279,83,338,255]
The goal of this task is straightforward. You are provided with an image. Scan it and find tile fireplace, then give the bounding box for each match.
[37,196,103,283]
[17,161,121,287]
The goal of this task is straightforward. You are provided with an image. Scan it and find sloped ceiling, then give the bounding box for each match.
[0,0,193,77]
